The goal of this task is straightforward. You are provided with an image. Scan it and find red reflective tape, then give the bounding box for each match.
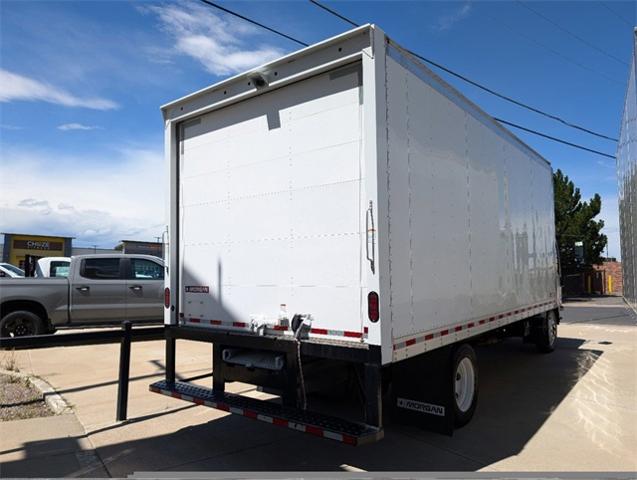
[342,434,357,445]
[216,403,230,412]
[233,322,246,328]
[506,312,512,316]
[272,325,287,331]
[468,322,474,328]
[210,320,222,325]
[273,417,288,427]
[344,331,363,338]
[305,425,323,437]
[479,319,486,325]
[171,392,181,399]
[425,333,434,340]
[405,338,416,347]
[244,409,258,419]
[190,318,201,323]
[440,329,449,336]
[311,328,328,335]
[194,398,204,405]
[455,326,462,332]
[364,327,369,334]
[514,310,519,314]
[498,314,504,319]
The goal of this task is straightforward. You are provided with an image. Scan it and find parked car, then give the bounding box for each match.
[0,263,25,278]
[0,254,164,337]
[35,257,71,278]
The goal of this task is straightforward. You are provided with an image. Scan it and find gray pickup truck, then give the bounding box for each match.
[0,254,164,337]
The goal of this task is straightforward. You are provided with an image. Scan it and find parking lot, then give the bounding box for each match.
[1,297,635,476]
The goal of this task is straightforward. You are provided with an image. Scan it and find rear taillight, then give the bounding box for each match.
[164,287,170,308]
[368,291,379,322]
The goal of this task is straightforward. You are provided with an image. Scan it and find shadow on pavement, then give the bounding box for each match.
[1,335,602,475]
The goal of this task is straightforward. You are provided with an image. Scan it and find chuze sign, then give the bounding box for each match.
[13,240,63,251]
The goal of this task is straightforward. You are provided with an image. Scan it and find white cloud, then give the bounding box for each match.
[144,2,285,76]
[0,146,164,247]
[0,69,118,110]
[57,123,101,131]
[434,1,472,32]
[0,124,23,130]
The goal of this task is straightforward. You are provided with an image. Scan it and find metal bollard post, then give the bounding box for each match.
[116,321,132,421]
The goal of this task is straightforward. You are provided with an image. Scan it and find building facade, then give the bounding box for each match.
[617,29,637,312]
[1,233,73,272]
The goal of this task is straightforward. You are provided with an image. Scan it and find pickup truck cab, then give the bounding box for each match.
[0,254,164,337]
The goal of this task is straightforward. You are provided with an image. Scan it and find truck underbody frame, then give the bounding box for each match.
[151,325,384,445]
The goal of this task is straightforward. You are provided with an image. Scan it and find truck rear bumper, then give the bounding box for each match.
[149,379,383,445]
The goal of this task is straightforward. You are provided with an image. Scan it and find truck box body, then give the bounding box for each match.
[163,25,558,366]
[157,25,559,442]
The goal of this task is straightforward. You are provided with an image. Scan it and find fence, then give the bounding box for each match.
[0,322,165,421]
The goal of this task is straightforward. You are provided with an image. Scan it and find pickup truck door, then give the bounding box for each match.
[70,258,127,323]
[125,257,164,322]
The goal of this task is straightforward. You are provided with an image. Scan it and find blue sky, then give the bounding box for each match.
[0,1,633,256]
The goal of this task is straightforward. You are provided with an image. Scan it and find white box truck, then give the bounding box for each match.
[151,24,561,445]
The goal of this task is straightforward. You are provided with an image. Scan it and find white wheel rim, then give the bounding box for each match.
[454,357,475,413]
[547,313,557,346]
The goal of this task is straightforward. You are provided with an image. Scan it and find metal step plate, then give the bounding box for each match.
[149,380,383,445]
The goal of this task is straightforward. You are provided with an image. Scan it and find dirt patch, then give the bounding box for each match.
[0,374,53,421]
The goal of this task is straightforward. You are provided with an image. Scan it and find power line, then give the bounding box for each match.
[197,0,308,47]
[485,12,623,86]
[600,3,634,28]
[494,118,615,159]
[309,0,358,27]
[404,49,619,142]
[308,0,619,142]
[195,0,617,159]
[516,1,628,67]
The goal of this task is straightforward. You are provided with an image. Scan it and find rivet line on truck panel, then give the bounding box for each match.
[182,318,368,339]
[149,385,359,445]
[392,300,557,352]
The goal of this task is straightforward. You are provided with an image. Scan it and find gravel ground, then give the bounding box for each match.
[0,374,53,421]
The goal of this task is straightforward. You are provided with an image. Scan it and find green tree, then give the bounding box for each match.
[553,169,607,276]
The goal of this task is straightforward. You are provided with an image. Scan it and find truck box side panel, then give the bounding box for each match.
[384,47,557,359]
[178,65,367,340]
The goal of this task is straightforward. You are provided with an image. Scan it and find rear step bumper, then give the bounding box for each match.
[149,380,383,445]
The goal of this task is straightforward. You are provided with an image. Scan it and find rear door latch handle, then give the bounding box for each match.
[76,286,90,292]
[366,200,376,274]
[129,285,143,291]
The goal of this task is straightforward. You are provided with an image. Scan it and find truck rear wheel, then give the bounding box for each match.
[452,343,478,428]
[535,310,558,353]
[0,310,45,337]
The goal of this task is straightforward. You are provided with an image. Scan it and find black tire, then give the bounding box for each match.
[0,310,45,337]
[535,310,558,353]
[452,343,478,428]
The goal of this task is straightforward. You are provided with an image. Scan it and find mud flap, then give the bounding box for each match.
[390,345,455,436]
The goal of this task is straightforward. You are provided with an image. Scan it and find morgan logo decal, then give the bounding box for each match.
[185,286,209,293]
[397,397,445,417]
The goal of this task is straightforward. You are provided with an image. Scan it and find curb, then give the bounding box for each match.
[0,368,72,415]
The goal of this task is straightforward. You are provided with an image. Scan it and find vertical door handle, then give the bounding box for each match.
[366,201,376,274]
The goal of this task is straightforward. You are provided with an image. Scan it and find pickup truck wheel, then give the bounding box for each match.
[452,343,478,428]
[0,311,44,337]
[535,310,558,353]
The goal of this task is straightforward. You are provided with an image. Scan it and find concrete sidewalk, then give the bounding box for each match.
[1,297,636,475]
